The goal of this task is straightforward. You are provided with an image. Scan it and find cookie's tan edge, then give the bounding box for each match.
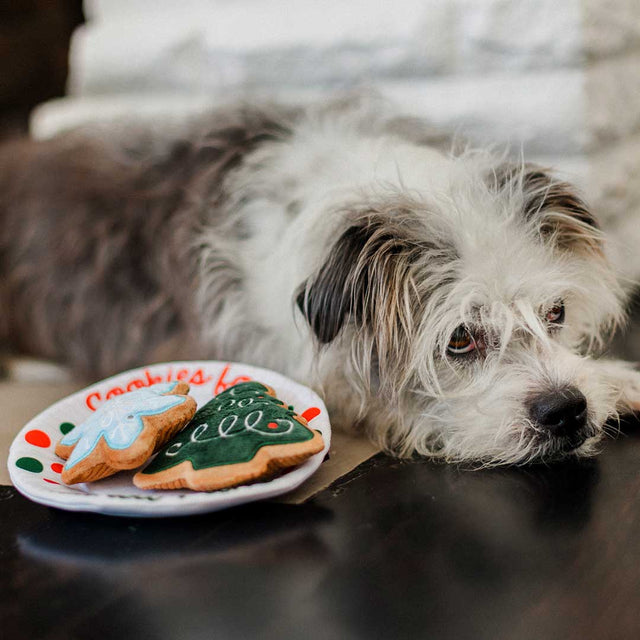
[133,430,325,491]
[170,381,191,396]
[55,442,75,460]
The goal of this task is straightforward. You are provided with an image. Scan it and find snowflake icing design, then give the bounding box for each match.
[61,383,188,469]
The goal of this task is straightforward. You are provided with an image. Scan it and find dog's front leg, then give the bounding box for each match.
[595,358,640,414]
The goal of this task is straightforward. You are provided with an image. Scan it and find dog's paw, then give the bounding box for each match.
[600,360,640,414]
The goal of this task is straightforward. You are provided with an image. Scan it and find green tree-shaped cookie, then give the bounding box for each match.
[134,382,323,490]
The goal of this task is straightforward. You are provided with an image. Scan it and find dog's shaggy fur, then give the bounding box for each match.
[1,97,640,465]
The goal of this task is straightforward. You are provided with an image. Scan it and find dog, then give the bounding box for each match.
[1,97,639,466]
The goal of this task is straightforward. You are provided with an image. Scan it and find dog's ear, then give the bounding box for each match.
[296,223,367,344]
[493,164,602,255]
[296,215,424,349]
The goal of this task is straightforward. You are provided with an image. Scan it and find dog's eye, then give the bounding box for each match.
[546,303,565,325]
[447,326,477,355]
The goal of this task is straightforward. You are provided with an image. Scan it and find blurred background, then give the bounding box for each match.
[0,0,82,138]
[1,0,640,281]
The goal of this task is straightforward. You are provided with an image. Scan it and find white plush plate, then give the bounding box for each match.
[8,361,330,517]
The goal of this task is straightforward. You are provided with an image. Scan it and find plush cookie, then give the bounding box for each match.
[134,381,324,491]
[56,382,197,484]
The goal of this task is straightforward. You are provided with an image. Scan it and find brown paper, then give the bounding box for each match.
[275,430,381,503]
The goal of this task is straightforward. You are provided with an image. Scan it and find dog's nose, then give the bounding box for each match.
[528,387,588,437]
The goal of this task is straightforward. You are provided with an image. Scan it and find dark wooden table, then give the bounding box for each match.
[3,416,640,640]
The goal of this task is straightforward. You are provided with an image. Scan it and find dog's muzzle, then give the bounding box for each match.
[528,386,589,449]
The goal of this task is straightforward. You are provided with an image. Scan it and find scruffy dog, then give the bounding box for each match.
[1,98,639,465]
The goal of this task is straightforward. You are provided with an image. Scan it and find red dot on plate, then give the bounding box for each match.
[43,478,60,485]
[50,463,64,474]
[25,430,51,448]
[301,407,321,422]
[267,422,279,430]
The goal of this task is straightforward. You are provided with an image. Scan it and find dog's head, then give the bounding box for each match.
[297,160,626,465]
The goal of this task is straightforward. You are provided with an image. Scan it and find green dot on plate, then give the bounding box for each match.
[59,422,75,435]
[16,457,44,473]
